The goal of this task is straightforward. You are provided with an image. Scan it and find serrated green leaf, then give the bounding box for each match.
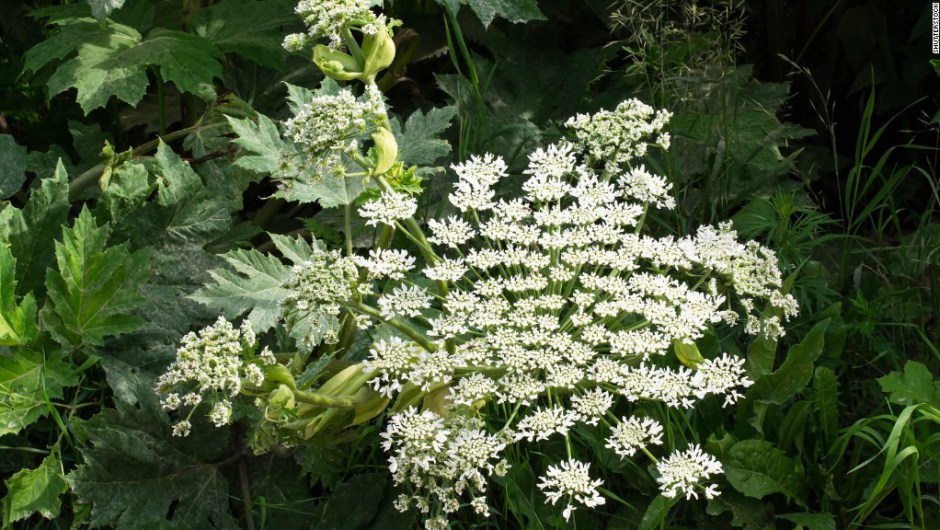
[67,402,236,529]
[393,106,456,166]
[42,207,149,347]
[126,29,221,98]
[749,319,829,404]
[227,114,287,174]
[191,247,291,331]
[0,135,28,199]
[46,24,149,113]
[87,0,125,20]
[2,454,67,525]
[878,361,940,406]
[45,23,221,114]
[0,350,78,436]
[193,0,295,67]
[278,174,368,208]
[723,439,805,504]
[777,512,836,530]
[0,246,39,346]
[297,442,345,489]
[160,151,234,240]
[443,0,545,28]
[22,19,116,74]
[7,160,70,296]
[269,233,316,264]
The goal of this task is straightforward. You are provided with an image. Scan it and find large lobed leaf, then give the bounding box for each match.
[67,403,236,529]
[42,21,221,114]
[435,0,545,28]
[43,207,149,347]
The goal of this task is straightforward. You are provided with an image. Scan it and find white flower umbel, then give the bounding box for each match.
[156,317,271,436]
[359,191,418,227]
[566,98,672,172]
[356,248,415,280]
[292,98,799,525]
[284,0,377,50]
[656,445,723,500]
[606,416,664,458]
[538,459,606,521]
[284,88,377,179]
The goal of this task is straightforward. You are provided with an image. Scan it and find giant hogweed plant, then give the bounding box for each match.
[152,1,802,527]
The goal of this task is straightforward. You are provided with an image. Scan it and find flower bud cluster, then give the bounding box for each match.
[156,317,275,436]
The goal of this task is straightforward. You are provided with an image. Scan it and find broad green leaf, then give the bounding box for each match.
[877,361,940,406]
[97,161,151,223]
[270,233,318,264]
[67,403,236,529]
[705,492,774,530]
[152,141,234,241]
[45,24,149,113]
[87,0,124,20]
[125,29,221,99]
[438,0,545,28]
[393,106,457,166]
[227,114,287,174]
[46,24,221,114]
[23,20,117,74]
[0,350,78,436]
[193,0,295,67]
[723,439,806,504]
[190,247,291,331]
[311,472,387,530]
[7,160,70,295]
[0,135,28,199]
[777,512,836,530]
[0,246,39,346]
[280,174,369,208]
[638,495,678,530]
[297,442,345,489]
[748,319,829,404]
[43,207,148,347]
[2,454,67,525]
[813,366,839,445]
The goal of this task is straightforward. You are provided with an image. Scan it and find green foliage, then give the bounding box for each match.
[0,246,38,346]
[43,207,149,347]
[0,134,28,199]
[877,361,940,406]
[0,350,78,437]
[67,403,236,529]
[435,0,545,28]
[723,439,806,504]
[2,454,67,525]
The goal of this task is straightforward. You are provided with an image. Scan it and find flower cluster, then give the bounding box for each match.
[283,0,379,50]
[344,100,798,524]
[656,444,724,500]
[382,408,508,521]
[280,246,360,349]
[155,317,274,436]
[283,85,385,180]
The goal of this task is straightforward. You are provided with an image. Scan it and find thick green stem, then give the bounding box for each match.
[293,387,372,409]
[342,300,437,352]
[68,121,227,200]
